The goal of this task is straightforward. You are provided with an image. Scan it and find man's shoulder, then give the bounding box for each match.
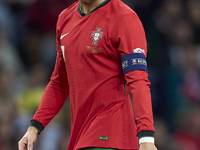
[57,1,79,23]
[110,0,138,19]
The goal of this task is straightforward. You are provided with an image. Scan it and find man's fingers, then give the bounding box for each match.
[18,139,28,150]
[18,136,34,150]
[28,144,33,150]
[27,138,34,150]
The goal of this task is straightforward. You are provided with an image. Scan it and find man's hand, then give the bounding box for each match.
[18,126,38,150]
[139,143,158,150]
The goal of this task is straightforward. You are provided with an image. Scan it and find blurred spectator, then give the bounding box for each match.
[186,0,200,44]
[0,2,16,42]
[15,64,48,142]
[153,0,184,44]
[174,104,200,150]
[22,0,76,72]
[17,64,48,115]
[182,45,200,102]
[26,0,75,33]
[0,68,18,150]
[154,118,178,150]
[24,28,57,74]
[0,19,25,98]
[0,26,24,75]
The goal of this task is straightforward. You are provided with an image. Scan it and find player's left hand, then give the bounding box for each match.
[139,143,157,150]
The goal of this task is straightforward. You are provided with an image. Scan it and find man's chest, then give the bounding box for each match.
[59,15,118,63]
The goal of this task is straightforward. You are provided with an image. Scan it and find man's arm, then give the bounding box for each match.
[113,11,157,149]
[18,50,69,150]
[125,71,157,150]
[30,51,69,132]
[18,15,69,149]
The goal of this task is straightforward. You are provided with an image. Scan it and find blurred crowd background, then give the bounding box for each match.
[0,0,200,149]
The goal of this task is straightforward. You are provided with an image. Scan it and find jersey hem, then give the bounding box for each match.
[76,146,139,150]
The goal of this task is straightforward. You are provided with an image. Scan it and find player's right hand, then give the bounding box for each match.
[18,126,38,150]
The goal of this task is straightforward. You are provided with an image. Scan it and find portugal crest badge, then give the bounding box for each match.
[90,27,104,46]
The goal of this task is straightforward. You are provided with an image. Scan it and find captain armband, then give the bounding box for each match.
[121,53,147,74]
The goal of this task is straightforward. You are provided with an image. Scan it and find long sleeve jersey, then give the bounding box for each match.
[30,0,155,150]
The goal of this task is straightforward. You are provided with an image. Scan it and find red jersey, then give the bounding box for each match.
[30,0,155,150]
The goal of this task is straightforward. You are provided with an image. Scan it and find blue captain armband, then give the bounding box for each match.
[121,53,147,74]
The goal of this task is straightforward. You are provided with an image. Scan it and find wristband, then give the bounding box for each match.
[139,137,155,145]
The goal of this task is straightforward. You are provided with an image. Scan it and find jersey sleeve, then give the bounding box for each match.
[113,13,155,142]
[29,24,69,133]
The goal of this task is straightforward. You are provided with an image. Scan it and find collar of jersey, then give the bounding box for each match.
[78,0,111,17]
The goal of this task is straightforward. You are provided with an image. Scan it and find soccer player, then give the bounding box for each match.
[18,0,157,150]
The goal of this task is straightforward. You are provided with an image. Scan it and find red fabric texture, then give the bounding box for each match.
[32,0,155,150]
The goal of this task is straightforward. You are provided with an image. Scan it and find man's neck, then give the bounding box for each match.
[79,0,105,14]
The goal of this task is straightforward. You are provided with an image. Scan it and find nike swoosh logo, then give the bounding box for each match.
[60,33,69,40]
